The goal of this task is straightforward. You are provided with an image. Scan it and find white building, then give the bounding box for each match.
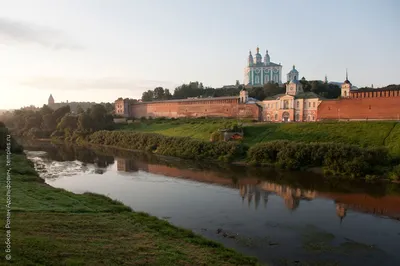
[244,47,283,86]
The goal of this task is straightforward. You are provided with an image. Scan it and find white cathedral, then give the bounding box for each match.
[244,47,283,86]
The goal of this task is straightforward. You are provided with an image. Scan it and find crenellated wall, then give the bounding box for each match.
[318,94,400,121]
[128,98,261,120]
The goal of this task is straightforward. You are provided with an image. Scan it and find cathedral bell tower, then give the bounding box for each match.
[285,66,303,96]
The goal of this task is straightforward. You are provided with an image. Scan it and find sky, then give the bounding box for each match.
[0,0,399,109]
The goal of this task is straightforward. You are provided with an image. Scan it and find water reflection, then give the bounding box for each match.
[112,155,400,221]
[21,140,400,266]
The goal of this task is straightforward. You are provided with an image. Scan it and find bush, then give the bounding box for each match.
[247,140,391,179]
[210,131,224,142]
[88,131,246,162]
[388,164,400,181]
[0,126,23,153]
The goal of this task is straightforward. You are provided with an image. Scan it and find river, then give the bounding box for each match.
[22,140,400,266]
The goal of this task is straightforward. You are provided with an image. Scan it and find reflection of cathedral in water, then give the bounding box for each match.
[117,157,352,222]
[239,183,348,222]
[239,183,316,211]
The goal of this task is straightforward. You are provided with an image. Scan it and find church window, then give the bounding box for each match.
[313,102,316,108]
[297,101,299,108]
[255,76,260,84]
[312,115,315,121]
[344,91,347,97]
[274,114,278,121]
[308,102,311,107]
[295,114,300,121]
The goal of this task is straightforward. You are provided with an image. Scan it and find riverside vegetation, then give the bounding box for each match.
[0,126,260,265]
[2,104,400,181]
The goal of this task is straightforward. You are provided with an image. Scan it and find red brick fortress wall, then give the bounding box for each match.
[318,95,400,120]
[129,99,261,120]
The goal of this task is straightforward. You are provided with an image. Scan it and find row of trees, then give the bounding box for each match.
[141,81,286,102]
[2,104,114,140]
[140,79,342,102]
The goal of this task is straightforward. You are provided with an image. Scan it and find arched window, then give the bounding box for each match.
[313,102,316,108]
[255,76,260,84]
[344,91,347,97]
[295,114,300,121]
[266,115,270,121]
[296,101,299,108]
[274,114,278,121]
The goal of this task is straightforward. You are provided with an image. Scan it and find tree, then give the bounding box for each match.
[153,87,165,100]
[42,114,57,131]
[57,115,78,132]
[40,105,53,116]
[76,105,84,114]
[164,89,172,100]
[53,105,71,123]
[142,90,154,102]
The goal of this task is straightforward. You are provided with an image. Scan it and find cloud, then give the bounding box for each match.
[0,17,83,50]
[20,77,180,91]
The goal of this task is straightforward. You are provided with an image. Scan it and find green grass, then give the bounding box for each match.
[117,120,400,157]
[118,119,233,140]
[0,153,261,265]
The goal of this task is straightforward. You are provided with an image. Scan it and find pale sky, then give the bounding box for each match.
[0,0,399,109]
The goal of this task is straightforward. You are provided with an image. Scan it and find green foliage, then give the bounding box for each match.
[299,78,341,99]
[210,131,224,142]
[388,164,400,181]
[247,140,392,179]
[142,87,173,102]
[0,126,23,153]
[89,131,245,162]
[117,118,237,140]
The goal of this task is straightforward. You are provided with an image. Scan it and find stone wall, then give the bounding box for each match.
[129,99,261,120]
[318,96,400,120]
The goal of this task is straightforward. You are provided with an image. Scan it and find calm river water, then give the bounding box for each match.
[22,140,400,266]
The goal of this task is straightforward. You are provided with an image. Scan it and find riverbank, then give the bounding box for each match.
[84,130,400,182]
[117,119,400,157]
[0,152,261,265]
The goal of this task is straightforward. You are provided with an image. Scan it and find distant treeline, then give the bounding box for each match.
[49,101,114,113]
[1,104,114,140]
[139,79,344,102]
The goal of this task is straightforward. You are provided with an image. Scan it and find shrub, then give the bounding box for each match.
[88,131,246,162]
[247,140,391,179]
[210,131,224,142]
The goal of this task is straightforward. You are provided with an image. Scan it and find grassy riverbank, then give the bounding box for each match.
[0,152,261,265]
[117,119,400,157]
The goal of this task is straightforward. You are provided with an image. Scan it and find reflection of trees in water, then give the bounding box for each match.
[22,141,114,175]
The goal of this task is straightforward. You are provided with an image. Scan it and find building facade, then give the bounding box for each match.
[244,47,283,86]
[116,89,262,121]
[262,67,321,122]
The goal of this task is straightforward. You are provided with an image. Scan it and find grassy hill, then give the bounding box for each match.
[116,119,400,157]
